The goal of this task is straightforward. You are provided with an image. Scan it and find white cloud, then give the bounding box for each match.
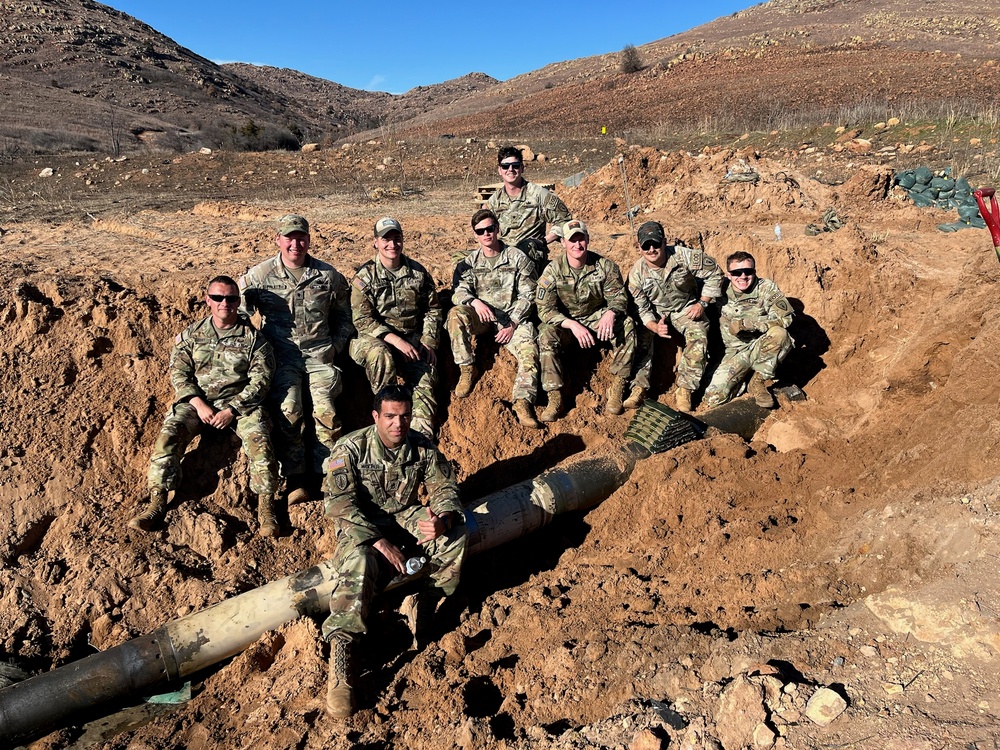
[366,74,387,91]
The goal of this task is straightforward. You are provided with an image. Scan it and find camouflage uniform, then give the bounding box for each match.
[627,245,723,391]
[349,256,442,438]
[488,181,571,270]
[702,277,794,407]
[321,424,467,643]
[147,316,278,494]
[448,243,539,402]
[240,254,354,475]
[536,251,636,391]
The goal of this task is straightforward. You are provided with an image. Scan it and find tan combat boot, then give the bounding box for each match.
[326,638,355,719]
[454,365,477,399]
[400,589,442,650]
[747,372,775,408]
[674,386,693,412]
[128,489,167,531]
[606,378,627,415]
[257,493,279,538]
[513,399,542,429]
[539,390,562,423]
[286,475,310,505]
[622,385,646,410]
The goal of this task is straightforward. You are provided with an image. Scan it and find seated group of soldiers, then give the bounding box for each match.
[130,146,795,719]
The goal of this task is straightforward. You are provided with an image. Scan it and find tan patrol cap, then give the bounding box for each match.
[277,214,309,235]
[561,219,589,240]
[374,217,403,237]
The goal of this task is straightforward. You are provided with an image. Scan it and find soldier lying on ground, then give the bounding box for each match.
[131,275,280,536]
[447,208,542,429]
[702,251,794,409]
[321,385,467,718]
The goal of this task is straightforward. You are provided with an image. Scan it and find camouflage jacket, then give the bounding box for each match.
[323,425,463,546]
[536,250,628,326]
[239,253,354,364]
[487,180,571,246]
[169,315,274,415]
[351,255,442,350]
[627,246,724,324]
[718,277,794,349]
[452,244,537,327]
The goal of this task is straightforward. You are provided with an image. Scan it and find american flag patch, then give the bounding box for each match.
[329,457,346,470]
[352,277,366,290]
[538,277,552,288]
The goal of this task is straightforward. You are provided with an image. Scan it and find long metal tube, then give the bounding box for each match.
[0,448,639,745]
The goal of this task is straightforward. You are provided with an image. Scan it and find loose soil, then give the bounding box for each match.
[2,140,1000,749]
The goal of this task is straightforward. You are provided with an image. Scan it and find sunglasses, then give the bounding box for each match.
[473,224,498,235]
[499,161,523,171]
[208,294,241,304]
[729,268,756,277]
[641,241,662,251]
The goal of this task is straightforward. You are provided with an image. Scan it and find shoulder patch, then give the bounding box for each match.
[352,277,367,291]
[328,457,346,471]
[175,333,183,344]
[538,276,552,288]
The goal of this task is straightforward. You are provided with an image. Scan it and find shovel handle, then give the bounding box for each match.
[974,188,1000,253]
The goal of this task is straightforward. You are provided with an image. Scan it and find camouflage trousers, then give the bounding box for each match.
[702,327,793,407]
[350,334,438,438]
[147,402,278,494]
[538,312,636,392]
[269,357,343,477]
[321,503,468,643]
[446,306,539,403]
[632,312,709,392]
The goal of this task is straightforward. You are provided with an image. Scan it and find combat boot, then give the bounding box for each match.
[539,390,562,423]
[747,372,775,408]
[513,399,542,429]
[674,386,693,412]
[257,493,279,538]
[128,489,167,531]
[326,638,355,718]
[286,475,310,505]
[606,378,627,415]
[400,588,442,650]
[455,365,477,399]
[622,385,646,410]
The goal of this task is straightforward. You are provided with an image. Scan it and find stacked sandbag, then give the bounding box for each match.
[894,166,987,232]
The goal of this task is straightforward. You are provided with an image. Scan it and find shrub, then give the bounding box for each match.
[620,44,643,74]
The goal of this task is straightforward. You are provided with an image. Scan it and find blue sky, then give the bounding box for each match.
[103,1,755,94]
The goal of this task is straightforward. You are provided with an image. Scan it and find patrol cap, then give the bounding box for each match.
[277,214,309,236]
[636,221,665,247]
[561,219,589,240]
[374,217,403,237]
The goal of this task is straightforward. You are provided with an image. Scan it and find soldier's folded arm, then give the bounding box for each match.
[229,337,275,415]
[350,282,392,339]
[168,338,204,403]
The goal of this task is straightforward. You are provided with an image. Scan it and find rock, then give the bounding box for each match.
[301,142,320,153]
[516,143,535,161]
[167,509,235,558]
[804,687,847,726]
[887,117,901,126]
[752,721,777,747]
[198,147,212,155]
[840,164,894,203]
[38,167,53,177]
[970,138,982,146]
[383,156,396,166]
[537,153,547,163]
[845,138,873,154]
[715,675,768,750]
[631,728,664,750]
[341,142,353,149]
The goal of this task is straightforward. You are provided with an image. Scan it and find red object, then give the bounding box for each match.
[974,188,1000,253]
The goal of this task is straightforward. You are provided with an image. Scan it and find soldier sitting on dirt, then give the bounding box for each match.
[702,251,794,409]
[349,217,443,439]
[447,209,542,429]
[239,215,354,505]
[487,145,572,273]
[626,221,723,412]
[536,219,638,421]
[321,384,467,719]
[131,275,280,536]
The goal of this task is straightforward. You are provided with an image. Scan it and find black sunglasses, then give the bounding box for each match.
[474,224,498,235]
[729,268,756,277]
[208,294,241,304]
[641,241,662,251]
[499,161,523,171]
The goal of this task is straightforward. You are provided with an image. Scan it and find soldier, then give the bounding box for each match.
[536,219,637,422]
[350,217,443,439]
[626,221,723,412]
[487,145,572,272]
[239,215,354,503]
[131,276,280,536]
[322,385,467,718]
[702,252,794,409]
[447,209,542,429]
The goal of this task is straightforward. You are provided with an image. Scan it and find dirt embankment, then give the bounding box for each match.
[3,144,1000,748]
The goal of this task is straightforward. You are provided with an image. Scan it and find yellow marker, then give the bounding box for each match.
[601,126,607,135]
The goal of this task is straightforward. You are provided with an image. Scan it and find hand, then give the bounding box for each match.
[728,318,744,336]
[495,324,515,345]
[207,407,235,430]
[471,299,496,324]
[686,302,706,321]
[595,310,616,342]
[565,319,595,348]
[418,507,447,542]
[373,538,407,574]
[420,344,437,366]
[388,334,421,361]
[190,397,216,424]
[648,316,671,338]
